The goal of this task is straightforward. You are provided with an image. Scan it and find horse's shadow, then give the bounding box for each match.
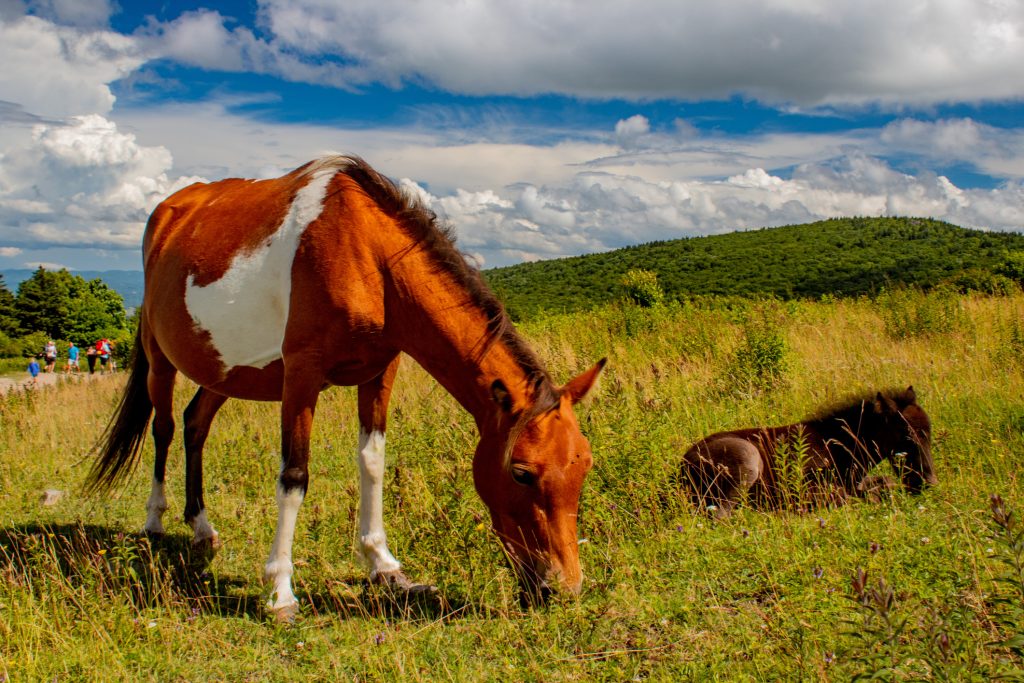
[0,522,468,623]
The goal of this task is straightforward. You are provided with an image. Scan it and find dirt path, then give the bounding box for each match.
[0,370,114,394]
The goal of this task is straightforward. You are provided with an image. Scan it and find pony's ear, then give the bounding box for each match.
[491,379,514,413]
[875,392,897,414]
[905,385,916,403]
[563,358,607,405]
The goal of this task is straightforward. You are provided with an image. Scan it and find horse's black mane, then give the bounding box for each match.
[300,155,559,412]
[806,387,917,425]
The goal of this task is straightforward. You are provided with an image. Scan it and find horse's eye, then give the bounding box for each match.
[510,463,538,487]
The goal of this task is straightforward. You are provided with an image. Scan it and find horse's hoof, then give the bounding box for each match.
[193,534,222,553]
[270,601,299,624]
[371,569,437,594]
[189,534,222,565]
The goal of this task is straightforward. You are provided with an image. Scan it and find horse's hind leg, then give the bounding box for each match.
[183,387,228,553]
[357,357,426,590]
[144,353,177,536]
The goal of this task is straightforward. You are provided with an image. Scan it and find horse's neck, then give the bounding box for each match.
[383,244,539,427]
[811,406,883,468]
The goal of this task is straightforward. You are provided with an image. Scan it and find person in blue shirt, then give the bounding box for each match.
[66,342,80,374]
[27,357,40,385]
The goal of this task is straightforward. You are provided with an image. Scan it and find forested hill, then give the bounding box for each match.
[484,217,1024,316]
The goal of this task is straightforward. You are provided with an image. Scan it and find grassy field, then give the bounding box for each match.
[2,290,1023,680]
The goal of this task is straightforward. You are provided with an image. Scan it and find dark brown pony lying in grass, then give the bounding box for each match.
[681,387,935,519]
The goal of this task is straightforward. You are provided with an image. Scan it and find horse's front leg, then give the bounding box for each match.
[264,364,321,622]
[855,474,898,503]
[357,357,426,591]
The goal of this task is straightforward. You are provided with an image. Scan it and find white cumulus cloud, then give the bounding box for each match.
[0,114,203,251]
[239,0,1024,106]
[0,14,144,118]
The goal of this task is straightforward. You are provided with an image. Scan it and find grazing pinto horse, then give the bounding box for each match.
[88,156,605,619]
[681,387,935,519]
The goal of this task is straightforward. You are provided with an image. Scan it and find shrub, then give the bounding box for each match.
[723,303,790,394]
[876,286,965,339]
[620,269,664,308]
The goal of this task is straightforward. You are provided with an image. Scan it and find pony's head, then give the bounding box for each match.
[473,359,605,603]
[874,386,936,493]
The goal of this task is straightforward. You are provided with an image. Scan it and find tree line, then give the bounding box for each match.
[485,217,1024,318]
[0,267,132,364]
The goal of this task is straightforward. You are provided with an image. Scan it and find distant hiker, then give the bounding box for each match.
[98,338,111,373]
[44,340,57,373]
[86,345,97,374]
[27,357,40,384]
[66,342,80,374]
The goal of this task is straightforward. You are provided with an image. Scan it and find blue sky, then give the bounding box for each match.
[1,0,1023,272]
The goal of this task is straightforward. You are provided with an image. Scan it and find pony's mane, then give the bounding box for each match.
[806,387,917,424]
[299,155,560,412]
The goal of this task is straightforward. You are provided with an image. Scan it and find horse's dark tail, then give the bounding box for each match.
[85,323,152,494]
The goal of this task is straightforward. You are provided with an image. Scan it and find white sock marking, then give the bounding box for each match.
[358,429,401,576]
[184,168,336,372]
[143,477,168,535]
[189,509,219,545]
[264,484,305,611]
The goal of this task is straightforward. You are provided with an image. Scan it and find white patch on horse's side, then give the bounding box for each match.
[264,484,305,611]
[143,477,168,535]
[184,168,336,372]
[357,429,401,576]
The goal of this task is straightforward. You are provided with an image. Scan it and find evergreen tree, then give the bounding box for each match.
[0,274,17,335]
[13,267,75,338]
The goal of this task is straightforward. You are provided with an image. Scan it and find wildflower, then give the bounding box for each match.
[817,517,826,529]
[374,632,386,645]
[742,529,750,538]
[97,549,107,556]
[676,525,683,532]
[920,536,931,545]
[824,652,835,665]
[475,523,485,532]
[813,566,824,579]
[147,620,157,629]
[869,542,881,554]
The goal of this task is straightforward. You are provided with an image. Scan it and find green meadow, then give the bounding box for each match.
[2,289,1024,680]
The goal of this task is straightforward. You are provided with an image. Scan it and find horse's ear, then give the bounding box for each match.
[563,358,607,405]
[905,385,916,403]
[491,379,514,413]
[875,392,897,414]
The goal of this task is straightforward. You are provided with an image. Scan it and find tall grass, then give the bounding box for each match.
[1,290,1023,680]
